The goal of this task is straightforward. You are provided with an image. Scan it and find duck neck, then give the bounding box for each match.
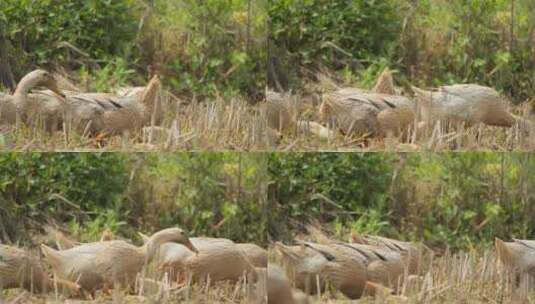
[140,76,160,111]
[142,231,171,261]
[14,73,42,98]
[12,74,42,119]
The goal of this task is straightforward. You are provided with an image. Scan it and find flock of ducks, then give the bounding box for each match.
[2,227,535,302]
[269,233,428,303]
[268,233,535,303]
[0,227,267,299]
[0,68,531,144]
[0,69,162,136]
[266,68,532,140]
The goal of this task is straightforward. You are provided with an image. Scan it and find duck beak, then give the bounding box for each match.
[48,82,66,101]
[184,238,199,254]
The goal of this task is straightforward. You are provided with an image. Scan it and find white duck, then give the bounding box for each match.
[0,69,65,130]
[40,227,197,292]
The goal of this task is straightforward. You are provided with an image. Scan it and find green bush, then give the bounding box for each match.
[269,0,534,102]
[394,153,535,249]
[270,0,400,66]
[268,153,394,241]
[0,0,265,100]
[140,0,266,99]
[401,0,535,102]
[129,153,267,244]
[0,153,267,246]
[269,0,401,89]
[0,0,140,76]
[268,153,535,250]
[0,153,129,243]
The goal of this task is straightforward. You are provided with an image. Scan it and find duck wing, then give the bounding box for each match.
[513,239,535,251]
[68,94,123,111]
[93,241,144,286]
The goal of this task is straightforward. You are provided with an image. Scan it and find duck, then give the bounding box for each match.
[495,238,535,288]
[63,75,162,136]
[372,67,397,95]
[351,233,430,275]
[265,90,335,139]
[184,238,257,283]
[40,227,197,292]
[319,89,415,138]
[273,242,336,296]
[265,90,293,133]
[236,243,268,268]
[0,69,66,131]
[268,264,309,304]
[141,234,257,283]
[332,242,404,289]
[319,68,415,138]
[0,244,80,293]
[412,84,517,127]
[276,240,405,299]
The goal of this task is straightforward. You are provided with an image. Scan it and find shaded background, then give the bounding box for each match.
[0,153,267,246]
[0,0,266,101]
[268,153,535,250]
[269,0,535,103]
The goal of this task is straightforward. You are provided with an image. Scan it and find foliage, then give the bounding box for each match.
[269,0,535,102]
[0,0,140,77]
[268,153,394,241]
[269,0,401,89]
[269,0,400,65]
[128,153,267,244]
[0,153,128,244]
[269,153,535,250]
[141,0,266,99]
[0,153,267,246]
[393,153,535,249]
[0,0,265,100]
[401,0,535,101]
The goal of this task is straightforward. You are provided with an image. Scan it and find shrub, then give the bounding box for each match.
[0,0,140,76]
[269,0,401,89]
[268,153,535,250]
[0,153,129,243]
[268,153,394,241]
[137,0,266,100]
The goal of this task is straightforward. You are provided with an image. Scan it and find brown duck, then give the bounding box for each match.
[276,240,405,299]
[351,233,431,275]
[412,84,519,127]
[495,238,535,289]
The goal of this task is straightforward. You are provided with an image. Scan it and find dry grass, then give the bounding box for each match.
[269,248,535,303]
[2,81,533,151]
[2,281,258,303]
[2,95,534,152]
[1,263,263,303]
[0,92,273,152]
